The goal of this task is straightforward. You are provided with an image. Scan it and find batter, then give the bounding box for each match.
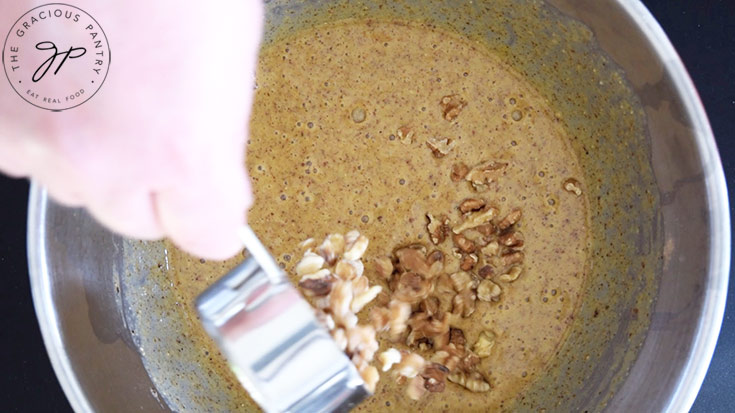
[164,20,588,412]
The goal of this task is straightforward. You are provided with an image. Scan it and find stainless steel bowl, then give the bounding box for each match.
[28,0,729,412]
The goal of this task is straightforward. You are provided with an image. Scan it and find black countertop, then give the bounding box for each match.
[0,1,732,412]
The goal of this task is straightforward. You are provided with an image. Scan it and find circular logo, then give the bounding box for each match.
[2,3,110,111]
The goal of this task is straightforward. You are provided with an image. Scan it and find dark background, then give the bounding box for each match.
[0,1,733,412]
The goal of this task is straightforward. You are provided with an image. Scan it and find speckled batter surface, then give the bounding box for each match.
[167,20,585,412]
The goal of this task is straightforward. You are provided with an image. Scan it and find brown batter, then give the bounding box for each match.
[164,20,588,412]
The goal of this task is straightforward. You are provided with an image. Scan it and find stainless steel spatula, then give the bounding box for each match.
[196,227,368,413]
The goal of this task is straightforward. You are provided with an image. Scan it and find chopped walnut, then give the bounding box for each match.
[426,137,456,158]
[497,208,522,231]
[410,311,450,337]
[498,231,524,248]
[459,198,486,214]
[459,253,478,271]
[478,265,494,279]
[352,275,369,295]
[431,350,461,372]
[451,162,470,182]
[395,247,432,277]
[447,371,490,392]
[449,327,467,348]
[397,126,415,144]
[344,231,369,260]
[295,252,325,277]
[473,330,496,357]
[449,271,474,292]
[460,351,481,370]
[335,259,364,280]
[330,280,356,328]
[419,296,441,316]
[501,251,524,267]
[422,363,449,393]
[476,223,496,237]
[332,328,348,351]
[347,325,379,362]
[351,285,382,313]
[379,348,402,372]
[370,307,390,332]
[563,178,583,196]
[497,266,523,283]
[465,161,508,191]
[452,289,476,318]
[440,94,467,121]
[453,208,498,234]
[299,238,316,250]
[481,241,500,257]
[407,375,428,400]
[426,214,449,245]
[395,353,426,378]
[477,280,502,302]
[388,300,411,340]
[317,233,345,265]
[360,364,379,393]
[374,256,394,280]
[298,275,335,297]
[393,272,433,304]
[452,233,476,253]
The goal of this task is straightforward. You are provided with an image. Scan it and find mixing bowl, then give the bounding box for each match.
[27,0,729,411]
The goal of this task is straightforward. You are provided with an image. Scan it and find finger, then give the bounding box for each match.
[155,158,251,260]
[86,190,164,240]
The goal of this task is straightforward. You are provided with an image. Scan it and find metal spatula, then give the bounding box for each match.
[196,227,368,413]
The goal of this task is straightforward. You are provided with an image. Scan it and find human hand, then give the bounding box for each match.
[0,1,264,259]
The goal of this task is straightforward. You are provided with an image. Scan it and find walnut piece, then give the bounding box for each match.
[451,162,470,182]
[407,375,428,400]
[426,137,456,158]
[452,233,476,253]
[478,265,494,279]
[452,289,477,318]
[395,247,432,277]
[360,364,379,393]
[395,353,426,378]
[388,300,411,340]
[374,256,394,280]
[295,252,325,277]
[344,231,369,260]
[317,233,345,265]
[501,251,524,267]
[497,208,522,231]
[397,126,414,144]
[422,363,449,393]
[481,241,500,257]
[497,266,523,283]
[459,253,478,271]
[393,272,433,304]
[459,198,486,214]
[449,327,467,348]
[335,259,364,280]
[426,214,449,245]
[447,371,490,392]
[449,271,474,292]
[465,161,507,191]
[498,231,524,248]
[378,348,402,372]
[298,275,334,297]
[453,208,498,234]
[473,330,496,357]
[351,285,382,313]
[477,279,502,302]
[563,178,583,196]
[440,94,467,121]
